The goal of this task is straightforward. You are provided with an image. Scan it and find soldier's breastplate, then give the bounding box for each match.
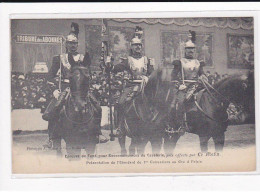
[128,56,148,80]
[181,58,200,80]
[60,54,84,80]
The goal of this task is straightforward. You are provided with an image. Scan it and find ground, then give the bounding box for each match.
[13,124,255,156]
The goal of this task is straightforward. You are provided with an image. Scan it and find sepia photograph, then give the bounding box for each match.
[10,16,256,174]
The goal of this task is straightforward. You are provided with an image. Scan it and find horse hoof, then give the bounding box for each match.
[99,139,109,144]
[57,151,62,157]
[110,136,115,141]
[109,133,116,141]
[121,150,127,155]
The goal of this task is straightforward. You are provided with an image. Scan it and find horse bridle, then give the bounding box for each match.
[130,78,173,124]
[194,79,244,123]
[62,66,95,124]
[63,90,94,125]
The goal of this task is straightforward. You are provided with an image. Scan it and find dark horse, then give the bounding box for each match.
[57,66,101,158]
[116,66,179,155]
[164,71,255,153]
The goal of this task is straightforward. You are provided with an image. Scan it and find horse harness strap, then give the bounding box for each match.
[63,93,94,125]
[194,95,228,123]
[202,79,236,106]
[132,99,145,122]
[201,79,239,115]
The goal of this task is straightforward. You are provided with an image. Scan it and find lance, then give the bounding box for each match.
[101,19,115,141]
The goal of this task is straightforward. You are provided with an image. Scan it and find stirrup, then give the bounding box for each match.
[115,128,124,138]
[98,135,109,144]
[165,125,178,134]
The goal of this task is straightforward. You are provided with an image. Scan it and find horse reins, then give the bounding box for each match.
[201,79,241,111]
[63,93,94,124]
[193,79,240,123]
[194,96,229,123]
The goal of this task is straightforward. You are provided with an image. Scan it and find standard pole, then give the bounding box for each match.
[101,18,115,141]
[107,63,115,141]
[59,41,62,91]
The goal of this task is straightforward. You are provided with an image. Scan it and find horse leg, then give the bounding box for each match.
[212,132,225,152]
[65,146,81,161]
[85,137,96,156]
[150,136,163,154]
[53,137,62,157]
[199,135,210,153]
[136,137,148,155]
[118,135,127,155]
[64,136,82,161]
[163,133,181,155]
[129,137,137,155]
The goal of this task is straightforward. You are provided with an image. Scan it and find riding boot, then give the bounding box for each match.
[175,101,189,134]
[178,113,189,134]
[42,90,68,121]
[115,105,125,138]
[42,98,58,121]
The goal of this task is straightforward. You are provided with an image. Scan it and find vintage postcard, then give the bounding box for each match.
[11,15,256,175]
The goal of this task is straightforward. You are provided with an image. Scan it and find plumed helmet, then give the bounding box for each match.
[66,22,79,43]
[185,40,196,48]
[185,30,196,48]
[66,33,78,42]
[134,26,143,39]
[130,37,142,46]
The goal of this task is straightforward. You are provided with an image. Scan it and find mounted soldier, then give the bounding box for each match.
[42,23,107,149]
[169,30,208,133]
[105,27,155,137]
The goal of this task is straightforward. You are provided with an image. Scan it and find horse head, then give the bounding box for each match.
[69,66,91,111]
[214,71,255,123]
[143,66,178,121]
[242,70,255,123]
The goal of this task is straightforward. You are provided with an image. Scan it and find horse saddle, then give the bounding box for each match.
[42,89,70,121]
[184,89,205,113]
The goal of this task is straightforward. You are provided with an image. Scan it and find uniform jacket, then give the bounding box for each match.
[172,58,205,81]
[48,52,91,83]
[112,55,154,80]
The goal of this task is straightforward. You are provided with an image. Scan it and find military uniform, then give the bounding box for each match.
[43,52,91,119]
[111,37,154,136]
[42,52,94,142]
[172,58,205,102]
[113,55,154,104]
[169,34,207,133]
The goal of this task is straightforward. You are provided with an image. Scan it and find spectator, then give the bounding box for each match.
[11,70,230,110]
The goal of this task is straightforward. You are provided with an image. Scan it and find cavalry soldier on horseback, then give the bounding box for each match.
[106,29,155,137]
[170,30,208,133]
[42,23,108,148]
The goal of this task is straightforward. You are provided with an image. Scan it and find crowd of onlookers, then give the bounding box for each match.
[11,71,126,111]
[11,70,227,111]
[11,72,56,112]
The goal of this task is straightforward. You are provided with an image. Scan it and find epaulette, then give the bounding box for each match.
[79,54,84,62]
